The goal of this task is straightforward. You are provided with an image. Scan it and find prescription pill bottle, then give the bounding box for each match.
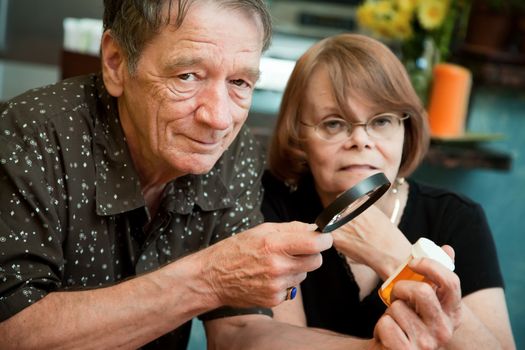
[378,237,455,306]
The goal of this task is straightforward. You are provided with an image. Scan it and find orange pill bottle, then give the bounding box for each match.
[378,237,455,306]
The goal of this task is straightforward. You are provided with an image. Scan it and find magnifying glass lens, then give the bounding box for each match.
[326,194,372,227]
[316,173,391,233]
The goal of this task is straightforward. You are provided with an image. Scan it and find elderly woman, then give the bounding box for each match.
[262,33,516,349]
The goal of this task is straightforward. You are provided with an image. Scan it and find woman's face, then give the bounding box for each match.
[300,65,405,206]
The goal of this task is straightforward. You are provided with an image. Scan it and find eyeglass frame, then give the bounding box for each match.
[299,112,410,142]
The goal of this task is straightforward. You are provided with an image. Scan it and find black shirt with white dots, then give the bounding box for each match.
[0,74,270,348]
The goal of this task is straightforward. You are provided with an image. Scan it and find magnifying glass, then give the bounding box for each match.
[315,172,391,233]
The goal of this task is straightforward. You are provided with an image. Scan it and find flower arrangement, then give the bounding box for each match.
[357,0,451,39]
[356,0,467,61]
[356,0,470,103]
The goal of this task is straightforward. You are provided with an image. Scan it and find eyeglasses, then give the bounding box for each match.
[300,113,410,143]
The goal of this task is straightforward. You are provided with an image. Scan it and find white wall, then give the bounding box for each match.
[0,60,59,101]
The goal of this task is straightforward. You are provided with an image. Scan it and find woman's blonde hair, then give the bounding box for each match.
[267,33,429,186]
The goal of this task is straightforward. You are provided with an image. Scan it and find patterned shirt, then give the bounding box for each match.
[0,74,269,348]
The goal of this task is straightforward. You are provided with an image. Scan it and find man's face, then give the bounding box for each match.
[115,2,264,180]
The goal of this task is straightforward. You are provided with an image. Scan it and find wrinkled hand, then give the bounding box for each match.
[332,205,411,279]
[204,221,333,308]
[372,247,462,350]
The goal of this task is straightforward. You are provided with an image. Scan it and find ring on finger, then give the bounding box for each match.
[285,286,297,301]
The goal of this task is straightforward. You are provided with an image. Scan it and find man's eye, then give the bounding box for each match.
[178,73,197,81]
[231,79,249,88]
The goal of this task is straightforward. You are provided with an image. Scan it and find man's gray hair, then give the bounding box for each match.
[103,0,272,73]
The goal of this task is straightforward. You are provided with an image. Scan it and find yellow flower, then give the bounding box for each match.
[357,0,455,42]
[356,4,377,30]
[397,0,417,13]
[373,0,397,16]
[357,1,408,40]
[390,10,414,40]
[417,0,450,30]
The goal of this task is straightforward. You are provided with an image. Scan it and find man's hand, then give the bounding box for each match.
[203,221,333,308]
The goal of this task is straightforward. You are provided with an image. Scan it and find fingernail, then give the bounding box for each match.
[308,223,318,231]
[409,257,422,267]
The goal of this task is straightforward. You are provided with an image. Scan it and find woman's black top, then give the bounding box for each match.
[262,171,504,338]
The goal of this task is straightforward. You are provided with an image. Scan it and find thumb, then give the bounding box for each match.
[441,245,455,261]
[273,221,318,233]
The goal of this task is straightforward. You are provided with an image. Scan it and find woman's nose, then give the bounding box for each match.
[343,124,373,149]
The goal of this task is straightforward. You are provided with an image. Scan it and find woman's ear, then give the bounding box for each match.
[101,30,126,97]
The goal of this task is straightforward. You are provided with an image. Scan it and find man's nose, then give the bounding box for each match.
[195,82,232,131]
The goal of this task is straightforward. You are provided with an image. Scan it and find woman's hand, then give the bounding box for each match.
[332,205,412,280]
[373,250,463,349]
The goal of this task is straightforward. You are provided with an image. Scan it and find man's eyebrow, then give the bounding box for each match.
[163,56,261,82]
[164,56,203,71]
[240,67,261,83]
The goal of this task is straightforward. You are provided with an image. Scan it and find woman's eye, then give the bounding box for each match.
[321,119,346,133]
[371,115,393,128]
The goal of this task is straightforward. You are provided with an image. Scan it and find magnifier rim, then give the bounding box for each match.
[315,172,391,233]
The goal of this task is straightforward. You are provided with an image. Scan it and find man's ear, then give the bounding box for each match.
[101,30,126,97]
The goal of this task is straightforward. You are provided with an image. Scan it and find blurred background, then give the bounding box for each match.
[0,0,524,348]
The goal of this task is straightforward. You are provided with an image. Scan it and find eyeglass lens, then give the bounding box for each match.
[316,113,405,141]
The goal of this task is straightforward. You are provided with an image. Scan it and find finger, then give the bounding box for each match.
[280,230,333,256]
[390,279,455,344]
[274,273,306,305]
[288,272,308,287]
[374,313,409,349]
[283,286,298,301]
[407,257,461,313]
[255,222,332,256]
[407,249,455,284]
[290,252,324,274]
[271,221,318,233]
[391,279,441,319]
[386,299,441,349]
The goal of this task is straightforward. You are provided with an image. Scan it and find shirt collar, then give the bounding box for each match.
[162,164,235,215]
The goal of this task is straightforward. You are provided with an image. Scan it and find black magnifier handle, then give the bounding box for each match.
[315,172,391,233]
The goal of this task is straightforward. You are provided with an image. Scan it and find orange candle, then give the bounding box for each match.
[427,63,472,138]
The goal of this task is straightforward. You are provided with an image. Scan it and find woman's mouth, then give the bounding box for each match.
[339,164,377,171]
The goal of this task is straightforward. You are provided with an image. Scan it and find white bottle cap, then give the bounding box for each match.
[412,237,455,271]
